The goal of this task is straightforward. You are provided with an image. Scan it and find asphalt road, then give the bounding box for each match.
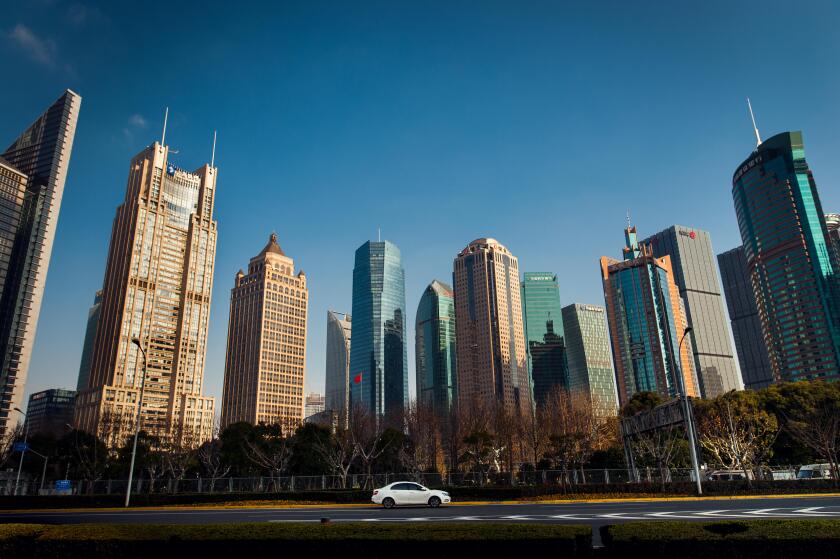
[2,495,840,527]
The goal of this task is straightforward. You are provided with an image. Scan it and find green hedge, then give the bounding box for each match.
[0,523,592,559]
[601,519,840,558]
[0,479,836,510]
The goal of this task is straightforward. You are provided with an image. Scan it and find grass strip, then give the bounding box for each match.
[602,519,840,558]
[0,522,592,559]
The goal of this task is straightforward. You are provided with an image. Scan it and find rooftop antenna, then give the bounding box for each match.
[211,130,217,168]
[626,210,632,229]
[161,107,169,146]
[377,227,381,242]
[747,97,762,147]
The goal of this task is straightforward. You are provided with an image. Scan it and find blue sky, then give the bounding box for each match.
[3,0,840,405]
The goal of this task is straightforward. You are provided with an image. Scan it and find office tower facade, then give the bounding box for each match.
[601,226,699,407]
[25,389,76,438]
[349,240,407,419]
[415,280,457,415]
[0,90,80,436]
[76,290,102,391]
[520,272,568,406]
[304,393,325,418]
[732,132,840,382]
[717,247,774,389]
[643,225,741,397]
[221,234,308,429]
[75,140,216,445]
[562,303,618,416]
[453,238,532,415]
[325,311,351,414]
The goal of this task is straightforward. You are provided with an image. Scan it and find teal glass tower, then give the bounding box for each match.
[520,272,568,405]
[601,226,698,406]
[349,240,408,419]
[732,131,840,382]
[415,280,457,415]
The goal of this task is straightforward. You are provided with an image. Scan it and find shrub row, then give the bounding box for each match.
[0,523,592,559]
[0,479,836,509]
[600,519,840,558]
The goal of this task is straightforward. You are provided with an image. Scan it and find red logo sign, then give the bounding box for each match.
[353,373,362,384]
[689,231,696,239]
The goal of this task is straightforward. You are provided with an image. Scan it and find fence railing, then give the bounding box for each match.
[0,466,811,497]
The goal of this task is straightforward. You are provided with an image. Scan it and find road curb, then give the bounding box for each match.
[3,492,840,514]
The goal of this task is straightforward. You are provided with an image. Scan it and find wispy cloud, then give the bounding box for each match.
[66,3,106,27]
[7,23,56,66]
[123,114,149,141]
[128,114,148,128]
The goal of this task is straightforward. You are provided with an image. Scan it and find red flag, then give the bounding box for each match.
[353,373,362,384]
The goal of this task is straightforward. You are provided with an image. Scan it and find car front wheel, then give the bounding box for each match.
[382,497,395,509]
[428,496,441,508]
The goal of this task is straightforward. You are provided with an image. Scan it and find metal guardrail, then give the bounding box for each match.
[0,466,811,496]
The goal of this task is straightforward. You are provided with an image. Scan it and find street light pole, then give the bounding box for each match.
[13,407,29,496]
[676,327,703,495]
[126,336,149,507]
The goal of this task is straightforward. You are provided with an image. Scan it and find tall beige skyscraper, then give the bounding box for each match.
[221,234,308,429]
[453,238,532,415]
[75,138,217,445]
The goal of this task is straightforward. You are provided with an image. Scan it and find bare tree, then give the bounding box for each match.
[401,400,441,478]
[314,421,357,488]
[695,391,778,485]
[197,439,230,492]
[350,404,391,489]
[543,387,602,484]
[245,423,292,490]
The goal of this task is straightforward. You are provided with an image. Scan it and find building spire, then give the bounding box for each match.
[747,97,762,147]
[211,130,217,168]
[161,107,169,146]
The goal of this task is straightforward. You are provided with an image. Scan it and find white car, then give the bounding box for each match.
[372,482,451,508]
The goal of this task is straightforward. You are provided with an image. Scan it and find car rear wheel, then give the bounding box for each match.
[428,496,441,508]
[382,497,395,509]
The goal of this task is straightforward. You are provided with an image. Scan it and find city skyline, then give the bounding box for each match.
[5,2,840,410]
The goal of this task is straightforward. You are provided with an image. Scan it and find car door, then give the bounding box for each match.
[407,483,427,504]
[391,483,411,505]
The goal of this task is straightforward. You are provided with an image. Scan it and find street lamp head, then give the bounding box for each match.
[684,326,694,334]
[131,337,141,347]
[13,407,23,415]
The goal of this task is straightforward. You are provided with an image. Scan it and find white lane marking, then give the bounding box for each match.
[599,513,649,520]
[549,514,591,520]
[452,516,479,520]
[743,508,778,516]
[795,507,823,514]
[500,515,530,520]
[647,511,712,519]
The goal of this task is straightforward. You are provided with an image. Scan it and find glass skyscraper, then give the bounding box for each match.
[732,131,840,382]
[349,240,407,419]
[717,246,774,390]
[562,303,618,416]
[0,90,80,437]
[642,225,742,397]
[76,290,103,391]
[325,310,352,415]
[520,272,568,406]
[601,226,699,406]
[415,280,457,415]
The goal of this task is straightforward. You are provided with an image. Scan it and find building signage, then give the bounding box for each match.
[679,230,697,240]
[12,442,28,452]
[733,154,763,182]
